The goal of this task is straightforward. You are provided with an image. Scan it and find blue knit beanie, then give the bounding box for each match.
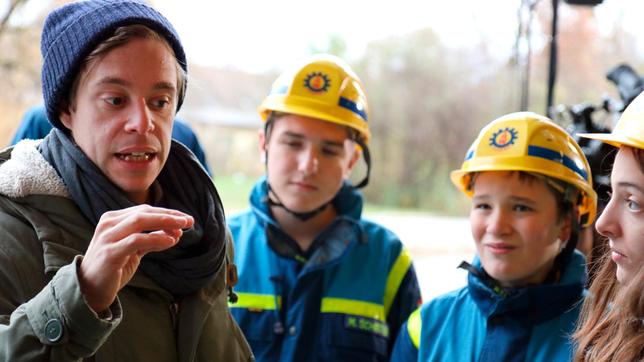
[40,0,187,130]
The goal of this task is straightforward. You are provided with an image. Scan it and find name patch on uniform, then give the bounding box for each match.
[344,315,389,338]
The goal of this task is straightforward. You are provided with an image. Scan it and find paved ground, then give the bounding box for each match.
[365,212,475,300]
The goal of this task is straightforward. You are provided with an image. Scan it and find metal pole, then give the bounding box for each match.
[546,0,559,118]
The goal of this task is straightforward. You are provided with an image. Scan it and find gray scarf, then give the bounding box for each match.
[39,128,226,297]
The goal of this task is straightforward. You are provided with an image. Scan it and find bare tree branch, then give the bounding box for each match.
[0,0,29,38]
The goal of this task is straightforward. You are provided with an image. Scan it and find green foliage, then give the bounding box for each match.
[213,174,255,215]
[308,34,348,58]
[354,28,507,215]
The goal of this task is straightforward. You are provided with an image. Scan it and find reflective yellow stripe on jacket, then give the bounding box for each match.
[319,247,412,322]
[384,247,412,314]
[320,297,385,322]
[229,292,281,310]
[407,307,422,349]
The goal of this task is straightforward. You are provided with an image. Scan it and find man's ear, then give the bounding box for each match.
[59,107,73,130]
[258,128,267,163]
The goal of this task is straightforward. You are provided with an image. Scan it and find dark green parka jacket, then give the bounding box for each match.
[0,140,253,361]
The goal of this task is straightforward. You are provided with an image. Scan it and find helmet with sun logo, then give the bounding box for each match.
[258,54,371,143]
[450,111,597,226]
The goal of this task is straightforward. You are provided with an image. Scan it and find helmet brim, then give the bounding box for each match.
[577,132,644,150]
[258,98,371,143]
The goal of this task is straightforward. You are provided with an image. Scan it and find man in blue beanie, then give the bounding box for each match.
[0,1,252,360]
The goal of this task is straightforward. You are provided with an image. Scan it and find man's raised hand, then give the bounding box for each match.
[79,205,194,313]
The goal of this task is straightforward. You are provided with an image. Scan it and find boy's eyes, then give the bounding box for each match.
[322,147,341,156]
[282,140,302,147]
[472,203,533,212]
[278,141,343,156]
[150,98,171,109]
[512,204,534,212]
[473,203,491,210]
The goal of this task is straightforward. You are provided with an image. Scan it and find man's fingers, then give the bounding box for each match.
[98,205,193,232]
[101,204,190,219]
[99,211,193,243]
[151,228,183,240]
[103,232,179,263]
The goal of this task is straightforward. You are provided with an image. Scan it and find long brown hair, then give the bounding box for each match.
[573,146,644,362]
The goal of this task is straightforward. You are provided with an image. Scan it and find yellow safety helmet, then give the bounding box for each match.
[258,54,371,143]
[578,91,644,150]
[450,112,597,226]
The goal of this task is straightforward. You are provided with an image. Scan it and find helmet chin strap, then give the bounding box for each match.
[266,183,330,221]
[353,137,371,189]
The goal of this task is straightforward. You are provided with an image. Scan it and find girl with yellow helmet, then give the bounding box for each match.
[573,92,644,362]
[392,112,597,362]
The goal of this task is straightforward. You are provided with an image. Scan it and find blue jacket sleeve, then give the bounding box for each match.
[171,120,212,176]
[10,106,53,145]
[391,320,419,362]
[188,138,211,176]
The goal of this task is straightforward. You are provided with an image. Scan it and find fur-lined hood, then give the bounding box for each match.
[0,139,69,198]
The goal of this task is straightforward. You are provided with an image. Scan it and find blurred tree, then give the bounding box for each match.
[0,0,43,146]
[531,2,644,114]
[353,28,507,213]
[308,33,347,58]
[0,0,28,38]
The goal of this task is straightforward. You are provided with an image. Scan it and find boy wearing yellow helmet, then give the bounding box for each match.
[573,92,644,362]
[227,54,421,361]
[392,112,597,362]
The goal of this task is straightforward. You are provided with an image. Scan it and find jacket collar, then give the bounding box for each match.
[249,177,365,268]
[0,139,68,198]
[467,251,586,322]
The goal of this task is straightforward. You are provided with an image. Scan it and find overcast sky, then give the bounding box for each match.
[153,0,640,73]
[153,0,517,72]
[2,0,640,73]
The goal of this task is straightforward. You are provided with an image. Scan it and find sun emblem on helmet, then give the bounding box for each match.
[489,127,518,148]
[304,72,331,93]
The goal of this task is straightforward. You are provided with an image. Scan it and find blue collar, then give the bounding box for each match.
[466,251,586,322]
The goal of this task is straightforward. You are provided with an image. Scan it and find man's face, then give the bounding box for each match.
[60,37,177,204]
[260,114,359,213]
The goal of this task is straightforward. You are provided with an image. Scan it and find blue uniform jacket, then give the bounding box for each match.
[391,251,586,362]
[228,178,421,361]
